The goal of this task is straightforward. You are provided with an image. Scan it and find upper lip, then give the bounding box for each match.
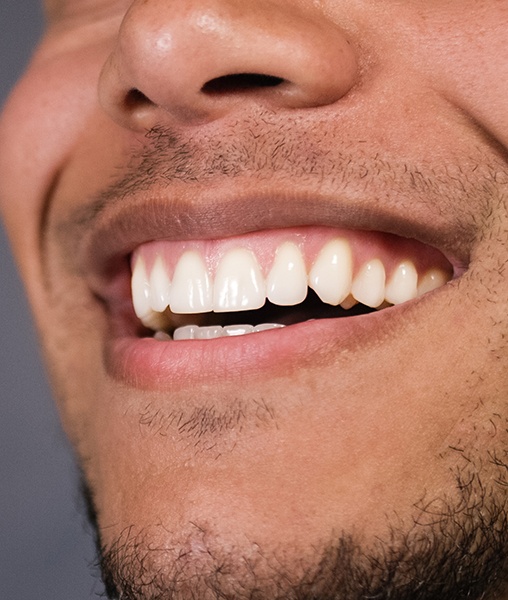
[63,184,473,293]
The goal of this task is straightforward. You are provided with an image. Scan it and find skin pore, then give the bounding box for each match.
[1,0,508,598]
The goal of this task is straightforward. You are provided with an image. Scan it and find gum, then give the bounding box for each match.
[131,226,453,280]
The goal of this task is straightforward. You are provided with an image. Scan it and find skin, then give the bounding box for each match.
[1,0,508,597]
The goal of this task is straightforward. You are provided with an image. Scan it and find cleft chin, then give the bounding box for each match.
[129,227,453,339]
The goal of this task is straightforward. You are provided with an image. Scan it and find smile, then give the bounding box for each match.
[130,226,452,341]
[76,188,468,387]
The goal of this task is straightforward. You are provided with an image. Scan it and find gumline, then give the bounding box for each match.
[131,227,454,336]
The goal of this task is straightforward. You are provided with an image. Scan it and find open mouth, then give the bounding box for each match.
[129,226,453,341]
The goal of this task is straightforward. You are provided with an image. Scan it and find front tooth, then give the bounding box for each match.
[195,325,224,340]
[224,324,255,336]
[214,248,266,312]
[266,242,308,306]
[253,323,285,332]
[149,255,172,312]
[170,251,213,314]
[131,254,152,319]
[351,259,386,307]
[308,238,353,305]
[173,325,199,340]
[384,261,418,305]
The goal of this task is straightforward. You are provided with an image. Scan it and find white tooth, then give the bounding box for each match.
[253,323,286,332]
[154,330,172,341]
[170,251,213,314]
[417,269,449,296]
[173,325,199,341]
[196,325,224,340]
[214,248,266,312]
[351,259,386,307]
[131,254,152,319]
[266,242,308,306]
[384,261,418,305]
[141,310,167,330]
[149,255,172,312]
[340,294,358,309]
[224,324,255,336]
[308,238,353,305]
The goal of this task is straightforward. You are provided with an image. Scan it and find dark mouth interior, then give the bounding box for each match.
[140,290,380,336]
[206,290,377,327]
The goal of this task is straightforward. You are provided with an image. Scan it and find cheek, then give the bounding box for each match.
[440,57,508,151]
[419,10,508,150]
[0,43,106,277]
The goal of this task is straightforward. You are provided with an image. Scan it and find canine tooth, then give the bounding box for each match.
[131,254,152,319]
[309,238,353,305]
[384,261,418,305]
[170,251,213,314]
[253,323,286,332]
[351,259,386,307]
[149,255,172,312]
[173,325,199,340]
[196,325,224,339]
[266,242,308,306]
[417,269,449,296]
[224,324,255,336]
[214,248,265,312]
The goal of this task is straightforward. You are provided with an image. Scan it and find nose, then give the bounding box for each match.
[99,0,359,130]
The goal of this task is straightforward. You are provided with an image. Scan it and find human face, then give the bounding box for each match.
[2,0,508,597]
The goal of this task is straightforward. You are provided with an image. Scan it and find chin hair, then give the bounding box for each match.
[80,461,508,600]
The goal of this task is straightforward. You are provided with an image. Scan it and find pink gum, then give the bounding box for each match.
[132,226,453,279]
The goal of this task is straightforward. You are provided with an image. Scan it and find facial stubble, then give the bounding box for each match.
[50,113,508,600]
[78,424,508,600]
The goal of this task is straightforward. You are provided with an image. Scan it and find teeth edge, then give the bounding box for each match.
[133,242,450,327]
[170,323,286,341]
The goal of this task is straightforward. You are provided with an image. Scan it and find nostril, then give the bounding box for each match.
[124,88,153,110]
[99,0,359,129]
[202,73,285,95]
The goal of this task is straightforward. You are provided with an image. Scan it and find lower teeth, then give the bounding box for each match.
[155,323,285,341]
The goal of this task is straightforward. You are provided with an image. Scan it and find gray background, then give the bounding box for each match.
[1,0,104,597]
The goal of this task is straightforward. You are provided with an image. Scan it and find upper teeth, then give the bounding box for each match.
[131,233,451,330]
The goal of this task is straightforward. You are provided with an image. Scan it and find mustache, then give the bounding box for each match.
[100,120,378,199]
[52,112,502,264]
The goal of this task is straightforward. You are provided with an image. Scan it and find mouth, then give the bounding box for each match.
[73,190,467,388]
[130,227,453,341]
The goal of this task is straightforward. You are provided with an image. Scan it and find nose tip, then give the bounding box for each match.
[99,0,359,130]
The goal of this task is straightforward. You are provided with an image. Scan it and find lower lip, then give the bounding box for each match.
[105,302,413,390]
